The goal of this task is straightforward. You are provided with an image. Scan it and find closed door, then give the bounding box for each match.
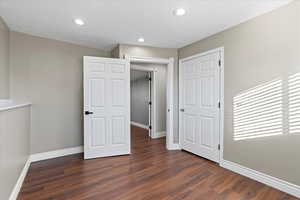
[84,56,130,159]
[179,51,221,163]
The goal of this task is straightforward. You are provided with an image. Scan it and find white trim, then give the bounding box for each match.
[9,146,84,199]
[152,131,166,139]
[9,158,31,200]
[0,102,31,112]
[179,47,224,163]
[30,146,83,162]
[129,56,170,64]
[151,70,157,139]
[167,143,181,150]
[221,159,300,198]
[166,58,175,150]
[130,121,149,130]
[130,65,157,72]
[10,149,300,199]
[219,47,225,163]
[127,55,176,151]
[180,47,224,62]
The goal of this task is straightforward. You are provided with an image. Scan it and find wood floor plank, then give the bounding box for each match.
[18,126,299,200]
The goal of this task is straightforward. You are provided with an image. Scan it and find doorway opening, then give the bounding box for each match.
[130,69,152,137]
[128,56,175,150]
[130,64,166,140]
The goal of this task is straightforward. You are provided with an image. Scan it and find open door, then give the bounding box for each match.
[83,56,130,159]
[148,72,152,137]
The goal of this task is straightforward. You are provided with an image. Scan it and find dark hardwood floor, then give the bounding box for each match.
[18,126,298,200]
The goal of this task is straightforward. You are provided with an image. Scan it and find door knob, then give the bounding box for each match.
[85,111,94,115]
[180,109,185,112]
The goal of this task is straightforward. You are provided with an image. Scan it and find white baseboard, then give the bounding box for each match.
[167,143,181,150]
[152,131,166,139]
[30,146,83,162]
[9,146,83,199]
[221,159,300,198]
[131,121,149,130]
[10,147,300,199]
[9,158,31,200]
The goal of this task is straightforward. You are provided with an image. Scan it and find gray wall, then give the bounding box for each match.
[0,18,31,200]
[9,32,110,154]
[0,106,31,200]
[119,44,179,141]
[130,70,149,126]
[0,17,9,99]
[179,1,300,185]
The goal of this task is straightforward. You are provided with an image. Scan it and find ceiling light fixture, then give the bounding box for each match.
[138,37,145,42]
[74,18,85,26]
[173,8,186,16]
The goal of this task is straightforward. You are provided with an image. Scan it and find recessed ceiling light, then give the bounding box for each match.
[173,8,186,16]
[74,18,85,26]
[138,37,145,42]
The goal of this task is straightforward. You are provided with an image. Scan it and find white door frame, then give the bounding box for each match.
[127,55,175,150]
[179,47,224,163]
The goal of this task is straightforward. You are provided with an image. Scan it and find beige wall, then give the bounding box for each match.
[119,44,179,142]
[0,17,9,99]
[9,32,110,154]
[179,1,300,185]
[0,106,31,200]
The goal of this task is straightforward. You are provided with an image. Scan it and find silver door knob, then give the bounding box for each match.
[180,109,185,112]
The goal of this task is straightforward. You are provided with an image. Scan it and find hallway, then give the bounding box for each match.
[18,126,298,200]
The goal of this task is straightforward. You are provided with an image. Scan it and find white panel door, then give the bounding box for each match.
[179,51,220,163]
[84,56,130,159]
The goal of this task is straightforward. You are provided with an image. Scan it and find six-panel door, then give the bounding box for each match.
[84,57,130,159]
[179,52,220,163]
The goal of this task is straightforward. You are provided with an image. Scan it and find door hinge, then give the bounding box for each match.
[218,102,221,109]
[218,144,220,150]
[149,101,152,105]
[149,125,152,130]
[148,77,152,81]
[219,60,221,67]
